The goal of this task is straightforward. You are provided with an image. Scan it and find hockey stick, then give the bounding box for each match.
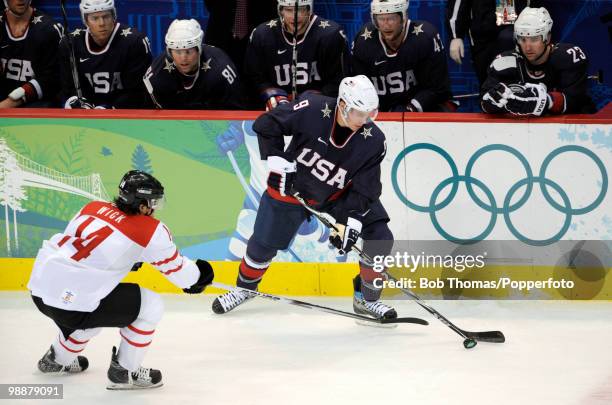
[60,0,83,99]
[226,149,259,208]
[290,0,299,99]
[212,282,428,326]
[291,192,505,348]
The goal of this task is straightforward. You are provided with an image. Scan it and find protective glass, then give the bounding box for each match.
[148,196,166,211]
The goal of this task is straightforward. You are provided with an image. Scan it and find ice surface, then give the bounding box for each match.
[1,292,610,405]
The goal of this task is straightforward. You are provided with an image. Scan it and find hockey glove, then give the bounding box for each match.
[329,217,362,255]
[504,83,550,116]
[64,96,94,109]
[183,259,215,294]
[267,155,297,197]
[262,88,290,111]
[481,83,513,110]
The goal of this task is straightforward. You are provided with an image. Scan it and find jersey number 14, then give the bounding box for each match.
[58,217,113,261]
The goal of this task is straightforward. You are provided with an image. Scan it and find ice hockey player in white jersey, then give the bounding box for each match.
[27,170,214,390]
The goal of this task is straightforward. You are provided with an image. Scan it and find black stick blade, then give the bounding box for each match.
[465,330,505,343]
[380,317,429,325]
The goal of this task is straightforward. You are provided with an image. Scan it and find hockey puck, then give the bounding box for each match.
[463,338,477,349]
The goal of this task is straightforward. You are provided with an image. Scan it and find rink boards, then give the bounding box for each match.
[0,107,610,299]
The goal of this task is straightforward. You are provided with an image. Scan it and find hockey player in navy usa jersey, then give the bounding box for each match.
[28,171,214,389]
[0,0,63,107]
[481,7,595,116]
[59,0,152,109]
[212,75,398,321]
[352,0,453,112]
[143,19,245,110]
[244,0,348,110]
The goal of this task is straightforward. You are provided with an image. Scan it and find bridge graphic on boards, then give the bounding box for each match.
[0,138,109,256]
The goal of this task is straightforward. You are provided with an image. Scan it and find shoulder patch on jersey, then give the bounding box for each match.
[412,23,424,36]
[201,57,212,72]
[491,55,518,72]
[360,27,373,40]
[360,126,373,139]
[80,201,160,247]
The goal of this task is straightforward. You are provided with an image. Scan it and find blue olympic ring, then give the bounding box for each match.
[391,143,608,245]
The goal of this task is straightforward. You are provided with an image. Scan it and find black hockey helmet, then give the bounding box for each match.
[117,170,165,212]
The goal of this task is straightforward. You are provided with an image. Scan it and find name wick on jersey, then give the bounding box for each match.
[96,206,127,223]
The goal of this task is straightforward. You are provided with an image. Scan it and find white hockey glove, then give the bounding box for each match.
[449,38,464,65]
[504,83,551,116]
[64,95,94,109]
[267,155,297,196]
[481,83,513,109]
[329,217,362,255]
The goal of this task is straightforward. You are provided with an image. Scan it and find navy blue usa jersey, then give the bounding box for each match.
[59,23,151,108]
[143,44,245,110]
[253,93,386,220]
[352,20,452,112]
[0,9,63,103]
[244,15,347,105]
[481,43,595,114]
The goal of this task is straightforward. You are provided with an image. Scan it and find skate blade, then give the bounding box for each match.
[106,381,163,390]
[354,319,398,329]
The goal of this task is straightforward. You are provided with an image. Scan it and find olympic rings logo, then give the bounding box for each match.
[391,143,608,246]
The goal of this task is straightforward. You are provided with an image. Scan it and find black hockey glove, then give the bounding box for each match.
[183,259,215,294]
[130,262,143,272]
[481,83,513,111]
[504,83,550,116]
[329,217,362,255]
[267,156,297,197]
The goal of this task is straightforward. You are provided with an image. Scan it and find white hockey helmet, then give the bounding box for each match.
[79,0,116,24]
[514,7,553,43]
[277,0,313,20]
[165,19,204,54]
[371,0,408,26]
[337,75,379,121]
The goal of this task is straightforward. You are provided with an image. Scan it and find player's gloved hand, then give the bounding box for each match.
[329,217,362,255]
[262,88,290,111]
[449,38,464,64]
[504,82,550,116]
[130,262,143,272]
[216,121,244,155]
[267,155,297,197]
[481,83,513,109]
[64,95,94,109]
[183,259,215,294]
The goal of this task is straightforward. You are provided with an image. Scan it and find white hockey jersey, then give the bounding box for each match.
[28,201,200,312]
